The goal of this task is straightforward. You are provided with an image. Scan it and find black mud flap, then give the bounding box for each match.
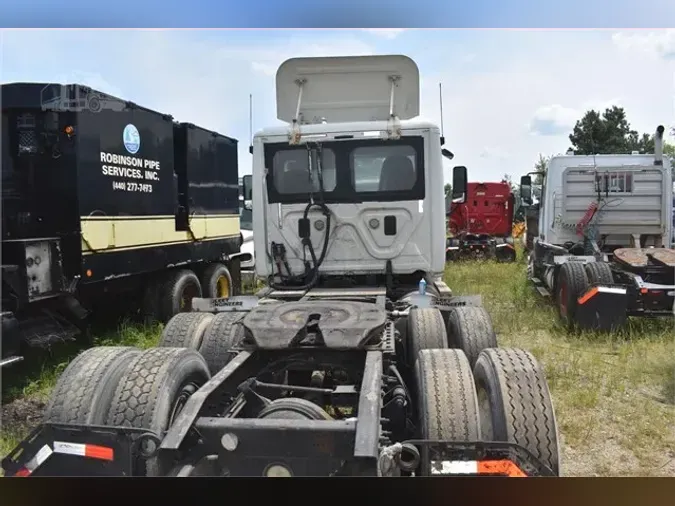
[403,440,556,477]
[575,284,628,331]
[1,311,23,368]
[1,423,161,477]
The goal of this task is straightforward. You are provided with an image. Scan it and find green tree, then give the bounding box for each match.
[533,154,550,185]
[568,105,657,155]
[664,141,675,160]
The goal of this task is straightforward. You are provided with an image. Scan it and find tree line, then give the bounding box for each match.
[444,105,673,199]
[532,106,675,183]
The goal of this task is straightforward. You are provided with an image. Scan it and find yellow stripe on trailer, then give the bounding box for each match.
[80,214,240,255]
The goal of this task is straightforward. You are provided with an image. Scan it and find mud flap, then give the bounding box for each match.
[1,312,23,367]
[575,285,628,331]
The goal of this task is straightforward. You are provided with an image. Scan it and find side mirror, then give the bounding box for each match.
[242,174,253,201]
[441,148,454,160]
[452,165,467,203]
[520,175,532,206]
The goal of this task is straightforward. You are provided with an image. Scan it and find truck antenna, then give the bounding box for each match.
[439,82,445,145]
[249,93,253,155]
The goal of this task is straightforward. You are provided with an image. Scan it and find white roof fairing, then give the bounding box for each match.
[275,55,420,125]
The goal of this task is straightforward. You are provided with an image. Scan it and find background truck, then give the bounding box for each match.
[238,177,255,282]
[520,125,674,331]
[1,83,248,368]
[446,180,517,262]
[3,55,561,478]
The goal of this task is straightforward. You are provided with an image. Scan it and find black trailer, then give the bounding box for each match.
[1,83,248,368]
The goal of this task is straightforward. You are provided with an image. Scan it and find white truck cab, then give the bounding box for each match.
[530,152,673,250]
[520,127,674,330]
[242,55,462,288]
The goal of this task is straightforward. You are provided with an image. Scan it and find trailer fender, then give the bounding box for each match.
[575,285,628,331]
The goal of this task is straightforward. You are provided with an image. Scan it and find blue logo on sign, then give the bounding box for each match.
[123,124,140,154]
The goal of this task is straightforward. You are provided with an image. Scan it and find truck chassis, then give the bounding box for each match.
[528,240,675,331]
[2,280,561,477]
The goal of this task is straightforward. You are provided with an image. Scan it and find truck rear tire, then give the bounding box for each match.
[107,347,211,476]
[407,308,448,362]
[200,263,233,299]
[585,262,613,285]
[415,348,481,476]
[158,312,214,350]
[556,261,589,330]
[44,347,142,424]
[160,269,202,322]
[446,306,498,367]
[198,312,246,374]
[473,348,561,476]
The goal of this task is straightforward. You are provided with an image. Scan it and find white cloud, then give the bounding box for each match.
[529,104,579,136]
[1,30,671,185]
[248,38,375,77]
[479,147,511,160]
[612,29,675,60]
[362,29,406,40]
[528,99,624,137]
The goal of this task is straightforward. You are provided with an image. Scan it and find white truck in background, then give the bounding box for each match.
[521,125,674,331]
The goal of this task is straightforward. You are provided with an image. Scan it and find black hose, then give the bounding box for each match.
[269,144,332,291]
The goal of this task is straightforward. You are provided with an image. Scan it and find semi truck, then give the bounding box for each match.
[3,55,560,478]
[446,180,517,262]
[1,83,249,368]
[520,127,674,331]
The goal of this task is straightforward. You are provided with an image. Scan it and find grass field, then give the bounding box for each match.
[1,254,674,476]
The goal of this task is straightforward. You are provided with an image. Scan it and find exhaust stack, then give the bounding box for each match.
[654,124,665,166]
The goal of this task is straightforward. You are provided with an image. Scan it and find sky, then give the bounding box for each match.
[1,28,674,183]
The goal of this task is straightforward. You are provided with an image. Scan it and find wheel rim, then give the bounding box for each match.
[180,283,200,311]
[169,381,199,427]
[216,275,230,298]
[558,281,568,318]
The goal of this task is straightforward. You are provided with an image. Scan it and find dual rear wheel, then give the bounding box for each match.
[407,306,560,476]
[143,263,235,324]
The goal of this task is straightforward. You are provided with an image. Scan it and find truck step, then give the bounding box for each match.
[535,286,551,297]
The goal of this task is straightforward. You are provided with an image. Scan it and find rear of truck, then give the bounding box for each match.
[523,132,674,330]
[1,83,244,367]
[1,83,89,367]
[2,55,561,478]
[446,181,516,262]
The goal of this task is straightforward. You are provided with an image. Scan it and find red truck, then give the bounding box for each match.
[446,180,517,262]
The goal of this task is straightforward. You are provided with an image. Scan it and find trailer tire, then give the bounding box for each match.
[407,308,448,362]
[556,261,589,329]
[585,262,613,285]
[44,346,142,425]
[198,312,246,374]
[200,263,233,299]
[446,306,498,367]
[473,348,561,475]
[107,347,211,476]
[415,348,481,476]
[158,312,214,350]
[160,269,202,322]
